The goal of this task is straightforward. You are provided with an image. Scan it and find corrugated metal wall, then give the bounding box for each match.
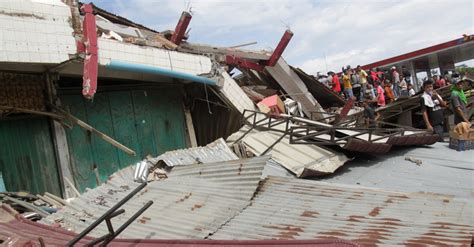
[0,117,61,195]
[60,88,187,191]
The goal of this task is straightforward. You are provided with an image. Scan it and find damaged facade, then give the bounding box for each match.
[0,0,472,246]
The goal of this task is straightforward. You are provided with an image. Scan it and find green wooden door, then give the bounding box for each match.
[61,88,187,191]
[0,117,62,195]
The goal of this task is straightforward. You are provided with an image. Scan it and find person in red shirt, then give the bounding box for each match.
[433,75,446,89]
[370,68,379,84]
[328,71,341,94]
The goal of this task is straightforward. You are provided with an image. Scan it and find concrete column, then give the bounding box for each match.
[408,61,419,91]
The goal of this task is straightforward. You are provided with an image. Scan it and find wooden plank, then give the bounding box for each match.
[52,105,136,156]
[51,120,75,198]
[184,109,198,147]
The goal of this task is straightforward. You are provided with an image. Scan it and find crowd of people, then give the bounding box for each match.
[321,65,457,105]
[317,66,470,134]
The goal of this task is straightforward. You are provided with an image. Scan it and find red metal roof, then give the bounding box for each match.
[361,34,474,70]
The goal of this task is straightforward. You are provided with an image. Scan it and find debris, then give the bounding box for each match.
[405,156,422,166]
[64,177,81,198]
[283,98,303,117]
[258,95,286,115]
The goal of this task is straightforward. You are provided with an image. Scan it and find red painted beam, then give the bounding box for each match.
[80,3,98,99]
[263,29,294,66]
[361,34,474,70]
[226,56,265,71]
[337,97,354,123]
[171,11,192,45]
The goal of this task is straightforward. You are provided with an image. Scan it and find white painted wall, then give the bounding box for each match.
[0,0,76,63]
[98,38,213,75]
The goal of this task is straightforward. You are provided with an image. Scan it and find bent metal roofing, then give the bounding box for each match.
[41,156,269,239]
[211,176,474,246]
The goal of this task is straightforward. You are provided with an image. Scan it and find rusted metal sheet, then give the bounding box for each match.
[386,134,439,146]
[41,156,269,239]
[152,138,238,167]
[0,205,359,247]
[320,142,473,199]
[211,176,474,246]
[343,139,392,153]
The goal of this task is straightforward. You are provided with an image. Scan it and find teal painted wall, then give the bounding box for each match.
[60,89,187,191]
[0,117,62,195]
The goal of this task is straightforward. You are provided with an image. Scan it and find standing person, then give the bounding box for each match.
[375,82,385,107]
[384,80,396,104]
[365,83,376,100]
[370,68,379,84]
[437,75,446,88]
[399,75,408,97]
[357,65,368,101]
[421,80,446,135]
[328,71,341,94]
[351,68,361,101]
[433,75,440,89]
[342,69,353,100]
[408,83,416,96]
[450,79,470,125]
[391,66,400,98]
[362,97,380,128]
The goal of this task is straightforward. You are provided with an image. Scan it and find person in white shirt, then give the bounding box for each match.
[408,83,416,96]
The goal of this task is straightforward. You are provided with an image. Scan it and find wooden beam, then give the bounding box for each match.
[53,106,136,156]
[0,106,65,119]
[184,109,198,147]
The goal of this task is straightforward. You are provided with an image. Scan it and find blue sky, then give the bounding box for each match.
[92,0,473,74]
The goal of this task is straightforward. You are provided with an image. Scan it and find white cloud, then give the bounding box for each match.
[94,0,474,75]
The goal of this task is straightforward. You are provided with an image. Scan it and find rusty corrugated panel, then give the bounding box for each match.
[343,139,392,153]
[151,138,239,167]
[41,156,269,239]
[211,176,474,246]
[0,205,360,247]
[386,134,439,146]
[0,72,45,112]
[319,142,473,199]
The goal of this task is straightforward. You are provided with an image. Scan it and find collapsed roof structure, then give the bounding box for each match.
[0,0,472,246]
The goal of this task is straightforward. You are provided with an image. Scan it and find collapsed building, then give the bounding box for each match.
[0,0,472,246]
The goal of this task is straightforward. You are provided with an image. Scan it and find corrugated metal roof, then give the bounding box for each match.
[41,156,269,239]
[150,138,239,167]
[0,204,360,246]
[211,176,474,246]
[227,126,349,177]
[319,142,474,199]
